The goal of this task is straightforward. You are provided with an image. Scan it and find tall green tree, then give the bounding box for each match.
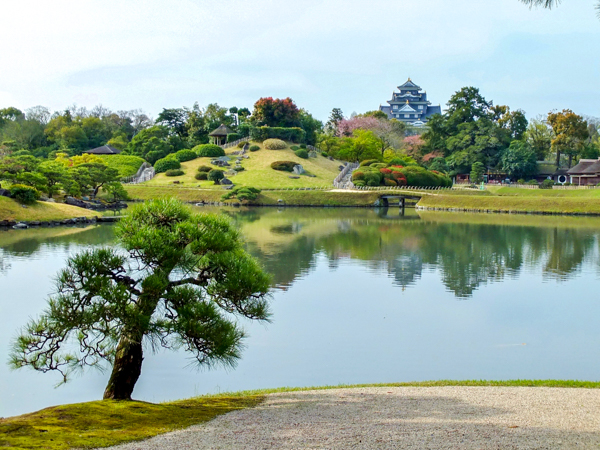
[11,199,271,400]
[526,118,553,161]
[500,140,538,180]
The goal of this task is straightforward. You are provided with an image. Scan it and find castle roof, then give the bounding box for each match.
[398,104,417,113]
[397,78,421,90]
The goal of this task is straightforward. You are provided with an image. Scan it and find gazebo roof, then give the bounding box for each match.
[83,145,121,155]
[208,124,234,137]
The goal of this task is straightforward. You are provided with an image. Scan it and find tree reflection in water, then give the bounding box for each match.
[2,208,600,299]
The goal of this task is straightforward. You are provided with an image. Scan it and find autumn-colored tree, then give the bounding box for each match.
[252,97,300,128]
[547,109,589,168]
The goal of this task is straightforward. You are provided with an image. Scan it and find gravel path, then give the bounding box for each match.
[105,387,600,449]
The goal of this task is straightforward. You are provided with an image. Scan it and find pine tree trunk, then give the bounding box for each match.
[555,151,561,169]
[103,336,143,400]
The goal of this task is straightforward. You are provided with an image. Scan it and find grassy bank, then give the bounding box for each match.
[418,192,600,214]
[3,380,599,449]
[0,197,96,222]
[147,143,341,189]
[0,396,263,450]
[126,185,387,207]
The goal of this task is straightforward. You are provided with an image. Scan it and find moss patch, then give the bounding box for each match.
[0,396,263,450]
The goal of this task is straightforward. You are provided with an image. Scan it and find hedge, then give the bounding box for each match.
[175,149,197,162]
[197,165,212,173]
[249,145,260,152]
[194,144,225,157]
[249,126,306,143]
[195,172,208,180]
[165,169,185,177]
[227,133,241,143]
[270,161,297,172]
[154,157,181,173]
[98,155,145,178]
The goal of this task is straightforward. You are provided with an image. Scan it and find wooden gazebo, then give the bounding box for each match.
[208,124,234,145]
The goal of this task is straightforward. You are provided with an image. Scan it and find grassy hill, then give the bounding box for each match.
[0,196,96,222]
[145,143,342,189]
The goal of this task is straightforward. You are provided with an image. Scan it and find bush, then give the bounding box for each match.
[194,144,225,158]
[263,139,287,150]
[352,171,365,181]
[363,172,382,186]
[359,159,379,167]
[165,169,184,177]
[300,144,307,149]
[207,169,225,184]
[154,157,181,173]
[10,184,40,204]
[233,166,245,172]
[517,178,526,184]
[354,180,366,187]
[295,149,309,159]
[383,178,397,186]
[270,161,297,172]
[321,152,328,157]
[527,179,539,185]
[144,150,166,165]
[222,187,261,202]
[226,133,241,143]
[197,165,212,173]
[195,172,208,180]
[249,145,260,152]
[291,145,300,151]
[237,141,249,148]
[540,179,554,189]
[249,126,305,143]
[175,149,197,162]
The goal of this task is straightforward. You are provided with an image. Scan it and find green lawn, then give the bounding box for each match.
[2,380,598,449]
[126,185,387,207]
[0,197,96,222]
[145,143,342,189]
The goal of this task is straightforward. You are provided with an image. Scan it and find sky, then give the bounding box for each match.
[1,0,598,122]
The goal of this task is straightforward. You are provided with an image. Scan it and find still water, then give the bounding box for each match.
[1,207,600,417]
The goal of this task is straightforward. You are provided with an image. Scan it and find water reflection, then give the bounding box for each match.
[2,209,600,299]
[3,208,600,416]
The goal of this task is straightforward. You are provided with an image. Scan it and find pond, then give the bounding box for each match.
[2,207,600,417]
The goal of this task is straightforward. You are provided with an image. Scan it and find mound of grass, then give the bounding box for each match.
[98,155,145,178]
[0,396,263,450]
[0,196,96,222]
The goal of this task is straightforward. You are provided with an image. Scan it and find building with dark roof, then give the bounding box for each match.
[208,124,234,145]
[83,145,121,155]
[568,158,600,185]
[379,78,442,126]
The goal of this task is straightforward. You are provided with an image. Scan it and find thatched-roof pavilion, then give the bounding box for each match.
[208,124,234,145]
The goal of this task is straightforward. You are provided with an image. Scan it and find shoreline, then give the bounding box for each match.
[3,380,599,449]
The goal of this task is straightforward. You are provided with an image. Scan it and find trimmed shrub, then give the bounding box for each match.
[226,133,241,143]
[299,144,307,149]
[517,178,526,184]
[527,179,539,185]
[249,145,260,152]
[154,157,181,173]
[222,186,261,202]
[271,161,297,172]
[207,169,225,184]
[359,159,379,167]
[371,163,387,170]
[263,139,287,150]
[321,152,328,157]
[197,165,212,173]
[291,145,300,151]
[175,149,197,162]
[194,144,225,158]
[384,178,397,186]
[380,168,393,175]
[10,184,40,204]
[352,171,365,181]
[354,180,366,187]
[145,150,167,165]
[165,169,184,177]
[195,172,208,180]
[295,149,309,159]
[363,172,382,186]
[540,179,554,189]
[98,154,146,178]
[237,141,249,148]
[249,126,305,143]
[392,172,407,186]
